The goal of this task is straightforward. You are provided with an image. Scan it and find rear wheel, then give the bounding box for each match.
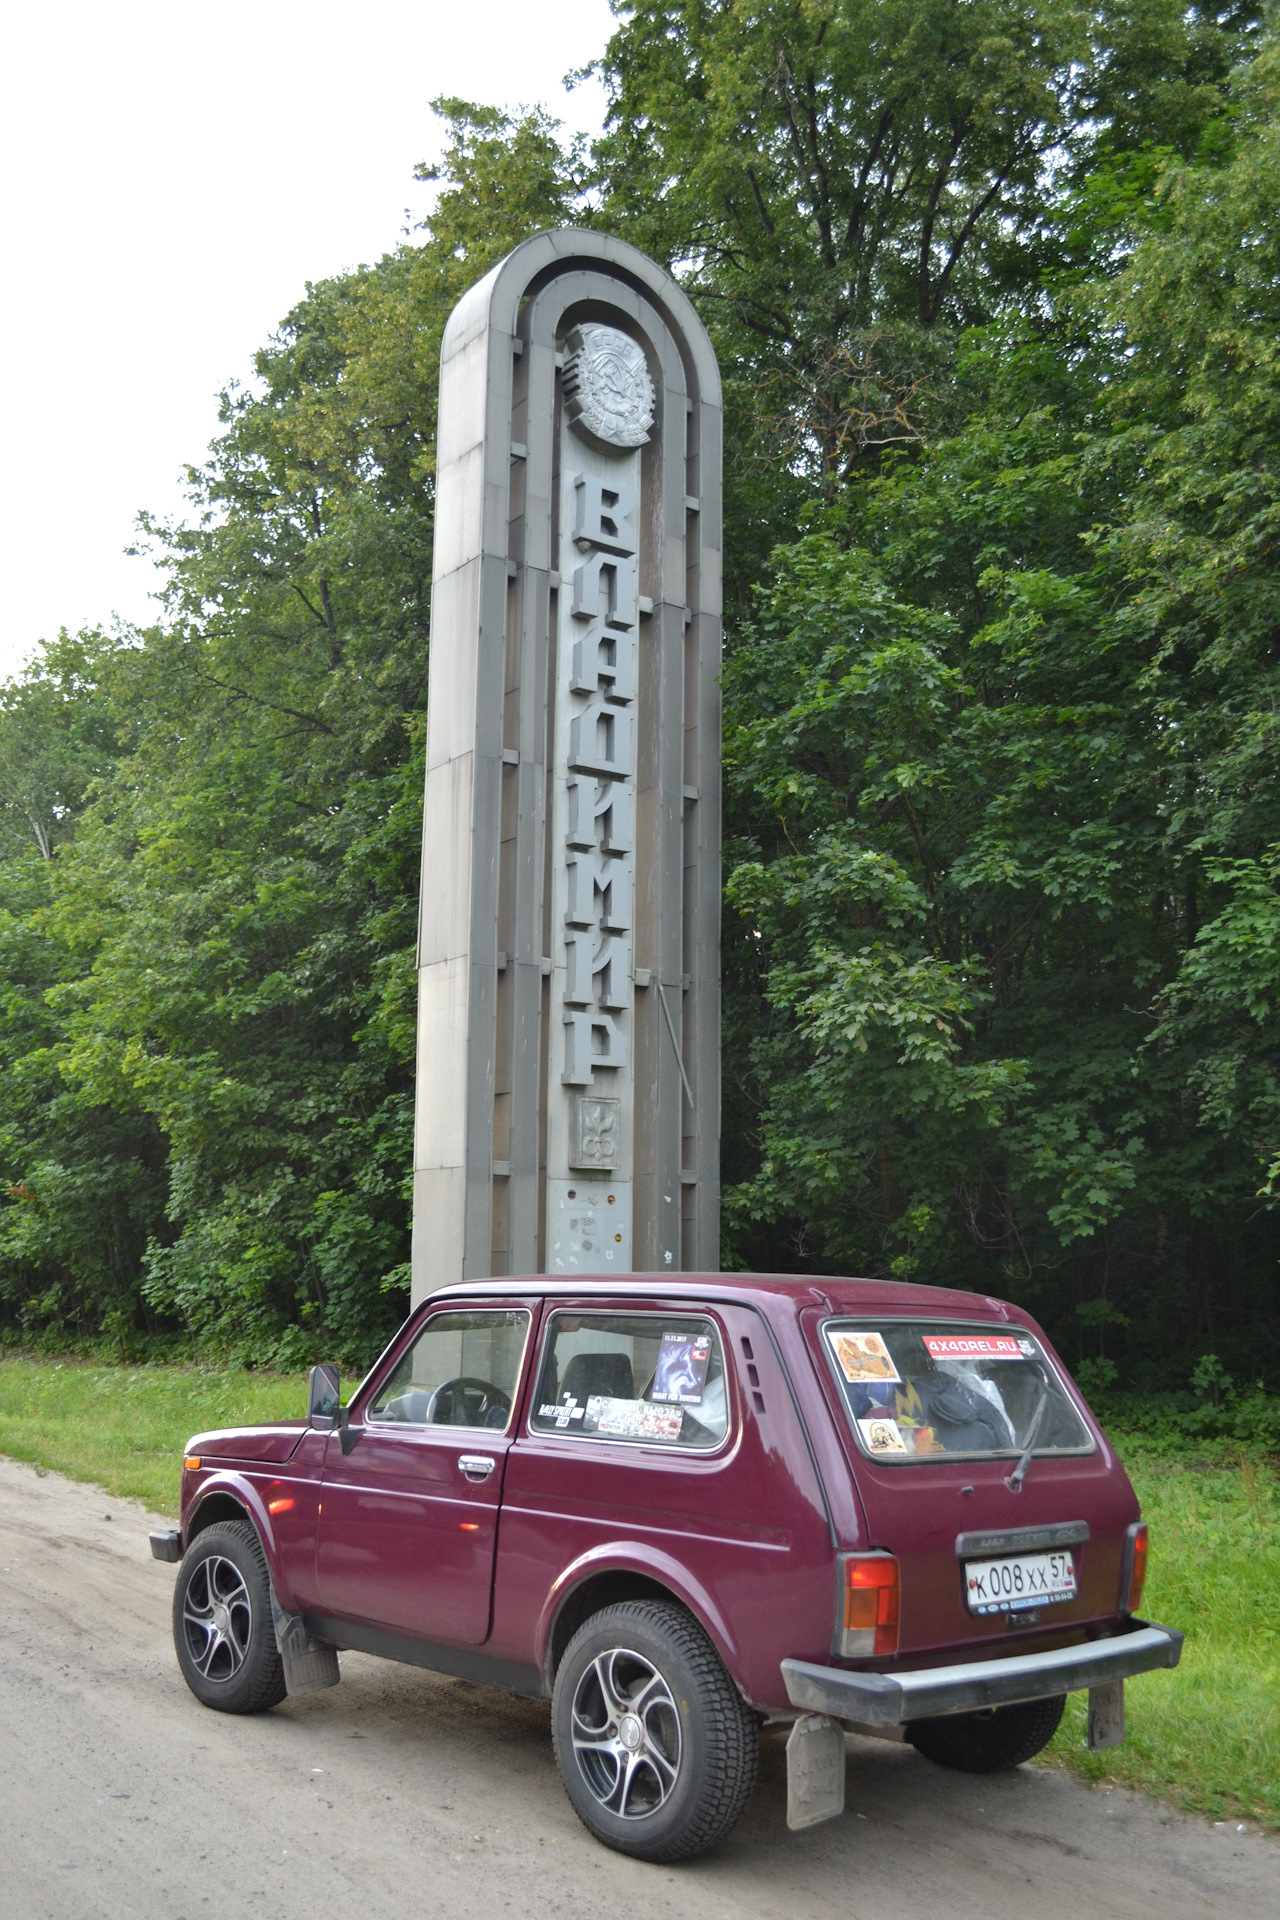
[172,1518,286,1714]
[552,1600,758,1861]
[907,1694,1065,1773]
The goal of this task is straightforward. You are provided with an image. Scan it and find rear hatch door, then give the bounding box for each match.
[800,1308,1139,1661]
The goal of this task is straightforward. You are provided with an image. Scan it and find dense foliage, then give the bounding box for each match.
[2,3,1279,1388]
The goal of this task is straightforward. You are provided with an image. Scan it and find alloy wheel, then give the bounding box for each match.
[182,1553,254,1683]
[569,1646,683,1819]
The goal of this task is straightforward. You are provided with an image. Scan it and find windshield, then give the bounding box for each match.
[820,1320,1093,1464]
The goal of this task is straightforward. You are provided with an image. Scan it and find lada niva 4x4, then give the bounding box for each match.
[151,1275,1181,1861]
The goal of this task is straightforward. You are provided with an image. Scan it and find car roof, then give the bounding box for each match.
[425,1272,1026,1324]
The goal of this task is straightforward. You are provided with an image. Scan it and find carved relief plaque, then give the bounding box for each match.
[571,1094,621,1170]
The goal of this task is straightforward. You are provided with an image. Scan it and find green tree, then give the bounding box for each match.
[5,14,1280,1391]
[719,41,1280,1382]
[0,100,586,1361]
[594,0,1253,523]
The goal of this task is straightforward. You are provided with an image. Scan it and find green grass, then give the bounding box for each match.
[1045,1447,1279,1830]
[0,1358,1274,1830]
[0,1356,309,1513]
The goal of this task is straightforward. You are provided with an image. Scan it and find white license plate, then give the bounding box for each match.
[964,1549,1078,1615]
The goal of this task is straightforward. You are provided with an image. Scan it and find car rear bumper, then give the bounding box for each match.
[781,1619,1183,1725]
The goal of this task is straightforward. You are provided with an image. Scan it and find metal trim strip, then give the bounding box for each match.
[956,1521,1090,1558]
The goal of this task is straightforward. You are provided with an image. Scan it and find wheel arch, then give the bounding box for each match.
[186,1490,253,1540]
[184,1477,293,1605]
[538,1547,743,1696]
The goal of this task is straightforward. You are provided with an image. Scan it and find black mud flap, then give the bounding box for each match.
[270,1584,341,1695]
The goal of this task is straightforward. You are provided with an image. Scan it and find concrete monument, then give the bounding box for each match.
[410,230,722,1300]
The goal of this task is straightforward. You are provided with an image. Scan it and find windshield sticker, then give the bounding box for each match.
[830,1330,901,1385]
[923,1334,1032,1362]
[585,1396,684,1440]
[858,1415,909,1454]
[652,1330,712,1404]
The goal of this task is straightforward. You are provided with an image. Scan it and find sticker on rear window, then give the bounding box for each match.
[923,1334,1033,1361]
[830,1330,901,1384]
[651,1330,712,1404]
[858,1415,908,1454]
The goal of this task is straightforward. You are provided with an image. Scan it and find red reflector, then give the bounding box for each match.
[267,1497,294,1515]
[1124,1522,1149,1613]
[843,1554,900,1655]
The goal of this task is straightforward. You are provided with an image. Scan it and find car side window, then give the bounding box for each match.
[367,1309,530,1431]
[529,1312,729,1450]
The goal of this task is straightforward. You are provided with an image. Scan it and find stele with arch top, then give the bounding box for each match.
[411,229,723,1299]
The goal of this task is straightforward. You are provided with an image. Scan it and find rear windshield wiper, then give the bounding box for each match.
[1005,1375,1050,1492]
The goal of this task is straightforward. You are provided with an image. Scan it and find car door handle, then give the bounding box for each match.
[458,1454,496,1482]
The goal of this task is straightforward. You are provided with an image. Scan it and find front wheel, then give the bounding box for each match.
[172,1518,287,1714]
[907,1693,1065,1773]
[552,1600,758,1861]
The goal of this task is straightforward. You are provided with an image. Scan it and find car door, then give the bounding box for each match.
[315,1302,535,1645]
[495,1300,812,1642]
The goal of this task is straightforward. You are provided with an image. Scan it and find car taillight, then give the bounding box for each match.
[1121,1521,1148,1613]
[836,1553,900,1657]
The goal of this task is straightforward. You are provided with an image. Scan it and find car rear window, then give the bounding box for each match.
[820,1320,1093,1464]
[529,1312,728,1449]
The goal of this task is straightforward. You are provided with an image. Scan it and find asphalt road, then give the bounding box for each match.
[0,1456,1272,1920]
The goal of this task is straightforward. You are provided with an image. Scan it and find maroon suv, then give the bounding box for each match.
[151,1275,1181,1860]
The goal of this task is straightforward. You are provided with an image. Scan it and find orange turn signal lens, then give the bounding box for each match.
[838,1553,900,1657]
[267,1497,295,1515]
[1122,1521,1148,1613]
[183,1456,201,1471]
[459,1521,481,1532]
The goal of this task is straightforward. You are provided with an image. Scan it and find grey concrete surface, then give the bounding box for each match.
[0,1455,1272,1920]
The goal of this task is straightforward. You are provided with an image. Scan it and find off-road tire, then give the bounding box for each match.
[172,1518,287,1714]
[552,1599,758,1861]
[907,1693,1066,1773]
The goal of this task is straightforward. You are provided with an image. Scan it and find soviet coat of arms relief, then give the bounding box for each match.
[562,324,657,450]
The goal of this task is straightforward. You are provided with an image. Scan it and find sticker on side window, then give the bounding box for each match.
[858,1415,908,1454]
[539,1398,585,1426]
[651,1331,712,1404]
[830,1330,901,1385]
[922,1334,1035,1361]
[585,1396,684,1440]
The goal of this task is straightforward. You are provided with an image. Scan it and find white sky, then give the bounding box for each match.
[0,0,614,681]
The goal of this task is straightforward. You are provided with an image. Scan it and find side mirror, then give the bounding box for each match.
[308,1364,341,1428]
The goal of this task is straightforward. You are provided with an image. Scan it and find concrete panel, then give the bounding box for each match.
[411,1166,466,1300]
[424,562,481,771]
[432,443,488,582]
[413,957,471,1172]
[417,755,474,968]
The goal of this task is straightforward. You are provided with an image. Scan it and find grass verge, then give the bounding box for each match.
[0,1357,1274,1831]
[0,1356,308,1513]
[1045,1447,1279,1830]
